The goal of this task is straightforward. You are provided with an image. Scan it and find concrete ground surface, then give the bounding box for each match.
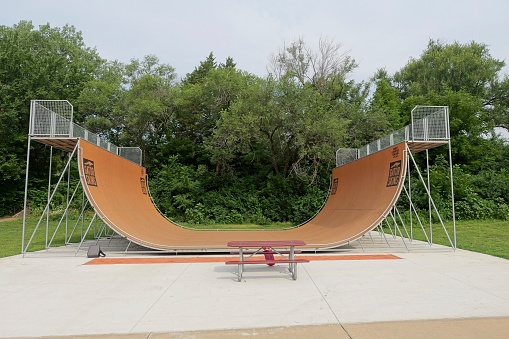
[2,240,509,338]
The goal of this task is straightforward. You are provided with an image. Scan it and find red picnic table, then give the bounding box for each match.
[226,240,309,281]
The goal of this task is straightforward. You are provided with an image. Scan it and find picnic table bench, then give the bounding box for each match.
[226,240,309,281]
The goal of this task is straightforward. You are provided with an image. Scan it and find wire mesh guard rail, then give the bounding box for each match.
[29,100,142,165]
[336,106,449,167]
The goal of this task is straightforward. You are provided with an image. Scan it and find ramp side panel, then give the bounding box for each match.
[78,140,406,250]
[294,143,406,246]
[79,140,191,249]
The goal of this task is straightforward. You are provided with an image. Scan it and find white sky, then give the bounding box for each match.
[1,0,508,82]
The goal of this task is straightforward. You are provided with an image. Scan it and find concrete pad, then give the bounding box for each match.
[1,245,509,338]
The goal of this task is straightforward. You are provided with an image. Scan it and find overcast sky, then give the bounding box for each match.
[1,0,508,82]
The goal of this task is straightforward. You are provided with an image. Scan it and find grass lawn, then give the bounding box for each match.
[1,216,508,260]
[406,219,509,260]
[0,213,100,258]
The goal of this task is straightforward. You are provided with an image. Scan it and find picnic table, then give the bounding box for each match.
[226,240,309,281]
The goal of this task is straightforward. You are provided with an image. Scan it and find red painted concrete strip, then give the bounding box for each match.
[84,254,401,265]
[302,254,400,261]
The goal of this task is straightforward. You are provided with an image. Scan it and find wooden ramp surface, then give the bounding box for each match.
[79,140,407,251]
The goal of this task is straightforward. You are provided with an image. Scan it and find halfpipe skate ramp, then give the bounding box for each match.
[79,139,407,250]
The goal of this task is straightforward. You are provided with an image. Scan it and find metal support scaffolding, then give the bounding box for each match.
[22,100,456,255]
[337,106,456,250]
[22,100,143,256]
[22,142,80,255]
[404,145,456,249]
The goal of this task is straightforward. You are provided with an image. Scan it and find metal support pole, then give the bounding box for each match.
[81,189,85,240]
[376,224,391,246]
[125,240,132,253]
[394,206,411,240]
[66,152,71,245]
[22,145,78,254]
[448,140,457,250]
[367,230,375,243]
[76,213,98,255]
[48,180,82,248]
[357,236,365,251]
[22,136,32,257]
[68,199,89,243]
[389,210,397,239]
[46,146,53,249]
[384,217,395,238]
[107,229,119,246]
[406,144,454,248]
[426,149,432,244]
[95,223,107,245]
[407,148,413,240]
[402,185,431,245]
[389,209,409,251]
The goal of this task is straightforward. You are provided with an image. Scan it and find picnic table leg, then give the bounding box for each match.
[289,246,295,273]
[289,246,298,280]
[238,247,243,282]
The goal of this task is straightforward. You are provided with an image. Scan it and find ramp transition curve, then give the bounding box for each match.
[78,139,407,251]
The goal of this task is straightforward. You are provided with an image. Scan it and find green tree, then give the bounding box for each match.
[268,37,357,100]
[395,40,504,98]
[0,21,103,216]
[207,75,349,184]
[486,75,509,132]
[268,37,381,152]
[393,39,509,219]
[182,52,217,85]
[77,55,178,166]
[174,55,247,145]
[203,38,377,189]
[341,69,403,148]
[394,39,507,137]
[74,60,125,142]
[370,69,403,127]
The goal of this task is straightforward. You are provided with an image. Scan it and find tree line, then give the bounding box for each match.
[1,21,508,223]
